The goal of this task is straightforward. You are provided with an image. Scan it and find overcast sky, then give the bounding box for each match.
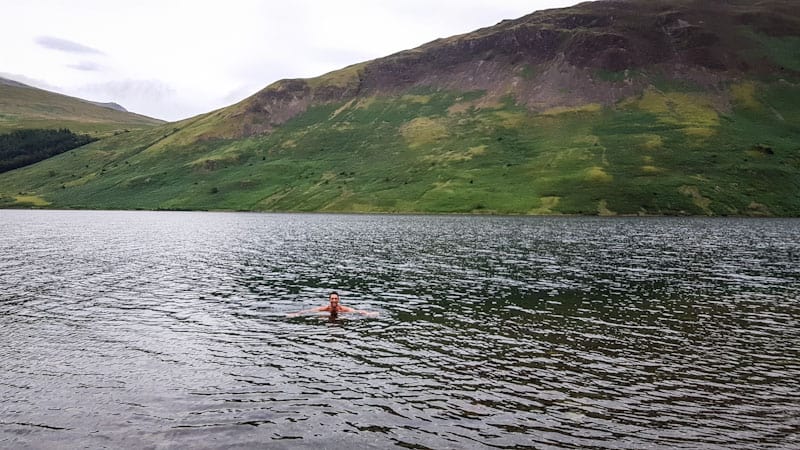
[2,0,582,122]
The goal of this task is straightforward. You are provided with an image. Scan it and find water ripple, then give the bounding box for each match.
[1,211,799,448]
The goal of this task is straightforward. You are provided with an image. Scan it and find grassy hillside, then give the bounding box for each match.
[0,0,799,215]
[0,79,163,137]
[1,80,798,215]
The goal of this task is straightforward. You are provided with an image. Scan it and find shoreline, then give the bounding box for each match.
[1,206,796,219]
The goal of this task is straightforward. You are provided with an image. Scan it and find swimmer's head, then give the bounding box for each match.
[329,292,340,307]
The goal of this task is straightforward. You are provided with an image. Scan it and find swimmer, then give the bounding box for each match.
[286,292,378,317]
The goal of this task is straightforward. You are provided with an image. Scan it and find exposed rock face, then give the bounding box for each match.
[246,80,312,127]
[230,0,800,136]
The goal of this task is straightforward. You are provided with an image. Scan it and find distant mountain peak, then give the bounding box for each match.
[0,76,31,88]
[1,75,134,116]
[89,101,129,113]
[0,76,163,135]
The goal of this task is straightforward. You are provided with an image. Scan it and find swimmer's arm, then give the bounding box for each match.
[286,306,328,317]
[347,307,379,317]
[337,305,375,315]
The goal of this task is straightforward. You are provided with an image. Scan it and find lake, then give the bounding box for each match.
[1,210,798,449]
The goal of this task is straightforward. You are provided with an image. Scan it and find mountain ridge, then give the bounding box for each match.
[217,0,800,139]
[88,101,128,113]
[0,76,163,136]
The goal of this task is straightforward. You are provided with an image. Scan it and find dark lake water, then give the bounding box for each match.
[1,210,799,449]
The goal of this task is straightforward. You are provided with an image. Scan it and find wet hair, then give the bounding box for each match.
[329,291,339,299]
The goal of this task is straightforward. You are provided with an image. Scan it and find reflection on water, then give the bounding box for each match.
[1,210,799,449]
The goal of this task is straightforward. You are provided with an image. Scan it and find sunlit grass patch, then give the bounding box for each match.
[400,117,449,148]
[597,199,616,216]
[540,103,602,116]
[731,82,761,109]
[641,165,664,174]
[747,202,772,216]
[330,99,356,119]
[423,145,487,163]
[429,180,457,194]
[343,202,387,213]
[491,111,527,128]
[189,153,241,172]
[529,196,561,215]
[684,127,716,138]
[640,134,664,150]
[14,194,49,206]
[628,88,720,137]
[585,166,613,183]
[331,122,355,131]
[64,172,98,187]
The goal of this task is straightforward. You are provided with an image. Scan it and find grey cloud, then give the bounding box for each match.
[69,61,105,72]
[75,79,192,120]
[36,36,104,54]
[77,79,175,103]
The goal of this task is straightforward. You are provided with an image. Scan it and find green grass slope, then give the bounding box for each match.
[1,0,799,215]
[1,81,798,215]
[0,78,163,137]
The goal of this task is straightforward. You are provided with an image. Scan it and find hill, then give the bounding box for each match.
[0,77,163,136]
[88,101,128,113]
[1,0,799,215]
